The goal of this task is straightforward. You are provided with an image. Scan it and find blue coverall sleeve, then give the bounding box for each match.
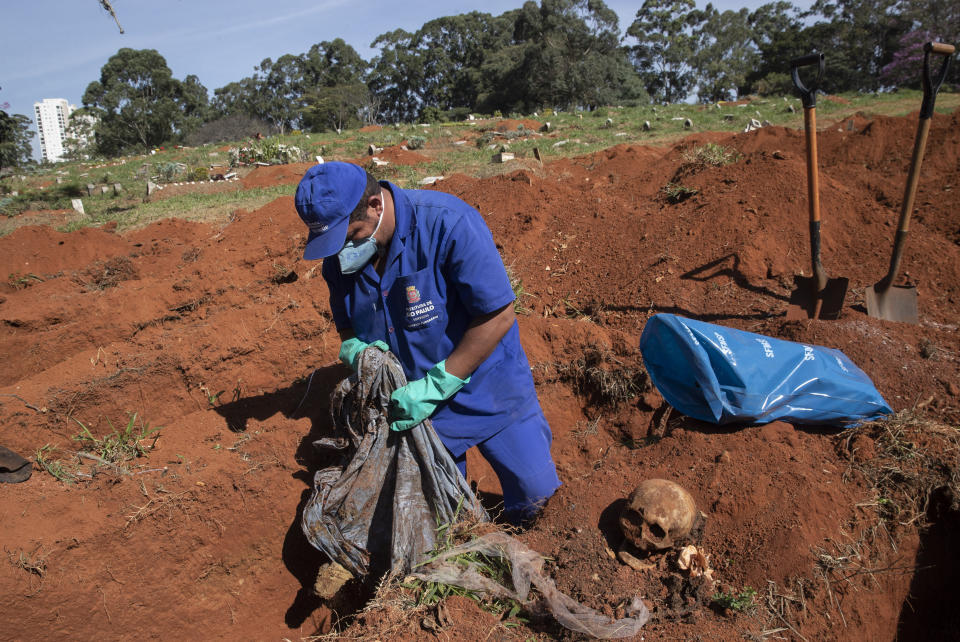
[321,258,351,331]
[442,209,515,317]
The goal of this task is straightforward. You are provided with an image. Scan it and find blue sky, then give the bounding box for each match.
[1,1,801,158]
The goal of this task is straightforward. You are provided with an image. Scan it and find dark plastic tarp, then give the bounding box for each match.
[301,347,486,579]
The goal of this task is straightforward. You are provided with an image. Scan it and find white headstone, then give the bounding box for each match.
[71,199,84,215]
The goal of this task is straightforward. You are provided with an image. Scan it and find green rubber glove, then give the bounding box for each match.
[389,361,470,432]
[338,337,390,370]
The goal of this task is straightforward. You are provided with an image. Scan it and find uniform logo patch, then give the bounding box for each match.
[406,285,420,304]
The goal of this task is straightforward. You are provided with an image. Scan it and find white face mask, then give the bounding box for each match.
[337,190,384,275]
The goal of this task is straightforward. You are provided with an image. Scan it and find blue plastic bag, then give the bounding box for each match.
[639,314,892,426]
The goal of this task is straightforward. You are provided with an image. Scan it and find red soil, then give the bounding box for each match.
[2,110,958,640]
[376,145,431,165]
[494,117,543,132]
[241,162,318,189]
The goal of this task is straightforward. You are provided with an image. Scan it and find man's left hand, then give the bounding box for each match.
[388,361,469,432]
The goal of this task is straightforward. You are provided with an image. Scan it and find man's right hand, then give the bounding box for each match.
[338,337,389,370]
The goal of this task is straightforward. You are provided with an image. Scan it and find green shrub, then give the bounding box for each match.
[407,136,426,150]
[189,166,209,182]
[60,183,85,198]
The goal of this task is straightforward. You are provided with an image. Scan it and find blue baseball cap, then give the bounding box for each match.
[294,162,368,259]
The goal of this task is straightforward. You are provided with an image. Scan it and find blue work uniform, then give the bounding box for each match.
[322,182,560,520]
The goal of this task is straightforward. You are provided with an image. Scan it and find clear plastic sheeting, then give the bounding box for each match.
[412,531,650,639]
[301,348,486,579]
[640,313,892,426]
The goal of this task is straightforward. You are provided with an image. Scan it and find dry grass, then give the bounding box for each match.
[554,348,649,407]
[839,410,960,535]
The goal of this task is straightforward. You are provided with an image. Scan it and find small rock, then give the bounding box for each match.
[314,561,353,599]
[716,450,731,464]
[948,382,960,397]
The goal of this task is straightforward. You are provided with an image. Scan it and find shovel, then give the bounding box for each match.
[866,42,955,324]
[786,53,848,321]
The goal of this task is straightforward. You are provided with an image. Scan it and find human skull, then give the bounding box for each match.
[620,479,698,553]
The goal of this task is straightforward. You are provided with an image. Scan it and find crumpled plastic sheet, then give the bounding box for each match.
[300,348,648,638]
[301,347,487,578]
[412,530,650,639]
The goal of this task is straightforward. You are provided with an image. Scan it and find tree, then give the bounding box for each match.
[505,0,644,111]
[301,38,368,88]
[254,54,306,133]
[368,28,428,123]
[82,48,198,155]
[213,39,369,132]
[300,40,371,131]
[369,13,516,122]
[744,1,807,95]
[176,74,212,138]
[894,0,960,86]
[691,5,758,102]
[302,84,369,132]
[0,110,35,173]
[61,107,98,162]
[627,0,707,103]
[212,77,262,118]
[806,0,909,92]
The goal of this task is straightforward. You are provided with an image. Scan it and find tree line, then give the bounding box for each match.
[3,0,957,165]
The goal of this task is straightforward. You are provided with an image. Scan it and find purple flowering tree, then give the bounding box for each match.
[880,30,933,89]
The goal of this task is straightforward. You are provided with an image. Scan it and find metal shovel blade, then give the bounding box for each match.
[865,283,918,324]
[786,275,849,320]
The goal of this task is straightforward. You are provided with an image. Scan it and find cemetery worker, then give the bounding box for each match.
[295,162,561,524]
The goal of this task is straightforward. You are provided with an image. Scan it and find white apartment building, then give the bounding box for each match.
[33,98,74,163]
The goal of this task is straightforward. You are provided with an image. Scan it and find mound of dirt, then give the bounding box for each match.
[377,145,431,165]
[494,118,543,132]
[1,109,958,640]
[241,162,317,189]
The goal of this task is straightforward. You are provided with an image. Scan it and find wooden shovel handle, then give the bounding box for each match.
[926,42,955,56]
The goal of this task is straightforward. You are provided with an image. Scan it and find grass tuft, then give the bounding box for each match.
[73,413,162,464]
[712,586,757,613]
[681,142,741,168]
[399,508,527,625]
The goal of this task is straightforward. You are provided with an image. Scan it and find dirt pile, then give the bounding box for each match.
[1,110,958,640]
